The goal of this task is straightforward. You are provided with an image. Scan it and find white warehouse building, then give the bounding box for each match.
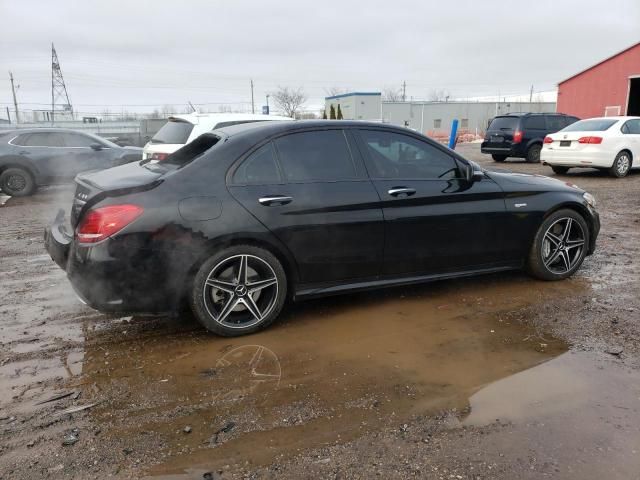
[324,92,557,140]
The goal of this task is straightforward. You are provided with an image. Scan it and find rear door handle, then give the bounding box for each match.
[388,187,416,197]
[258,195,293,206]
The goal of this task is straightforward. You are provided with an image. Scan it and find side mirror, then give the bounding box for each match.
[465,163,484,182]
[90,143,103,151]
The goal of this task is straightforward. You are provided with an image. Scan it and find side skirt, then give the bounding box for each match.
[293,264,520,301]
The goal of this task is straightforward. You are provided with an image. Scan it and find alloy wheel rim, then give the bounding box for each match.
[202,254,278,329]
[617,155,630,175]
[6,174,26,192]
[541,217,585,274]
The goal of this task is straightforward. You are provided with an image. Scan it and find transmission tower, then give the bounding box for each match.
[51,43,73,123]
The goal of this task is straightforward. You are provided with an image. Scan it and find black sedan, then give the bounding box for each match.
[45,121,600,336]
[0,128,142,196]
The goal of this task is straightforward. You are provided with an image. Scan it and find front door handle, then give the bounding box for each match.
[258,195,293,206]
[388,187,416,197]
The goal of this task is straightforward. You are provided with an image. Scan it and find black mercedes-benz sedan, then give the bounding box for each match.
[0,128,142,196]
[45,121,600,336]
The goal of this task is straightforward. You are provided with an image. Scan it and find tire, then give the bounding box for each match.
[190,245,287,336]
[609,151,632,178]
[526,209,590,281]
[0,167,36,197]
[551,166,570,175]
[526,144,542,163]
[492,154,507,162]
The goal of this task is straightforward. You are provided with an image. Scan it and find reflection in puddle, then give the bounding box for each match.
[73,274,587,477]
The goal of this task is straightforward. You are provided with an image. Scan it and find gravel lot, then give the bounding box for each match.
[1,143,639,479]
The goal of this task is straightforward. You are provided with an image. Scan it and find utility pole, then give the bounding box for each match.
[401,81,407,102]
[250,79,255,114]
[265,94,270,115]
[9,71,19,124]
[529,84,534,103]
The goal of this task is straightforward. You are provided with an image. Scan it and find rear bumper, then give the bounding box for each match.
[541,148,613,168]
[44,211,181,313]
[480,143,525,158]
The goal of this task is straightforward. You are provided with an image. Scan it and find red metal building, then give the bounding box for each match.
[557,41,640,118]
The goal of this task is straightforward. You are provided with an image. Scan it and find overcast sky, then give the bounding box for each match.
[1,0,639,117]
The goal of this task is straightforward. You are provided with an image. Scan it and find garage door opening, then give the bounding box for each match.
[628,77,640,116]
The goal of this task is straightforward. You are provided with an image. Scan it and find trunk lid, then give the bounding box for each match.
[485,116,520,147]
[70,161,167,227]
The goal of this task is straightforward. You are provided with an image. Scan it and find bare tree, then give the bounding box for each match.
[428,89,451,102]
[382,87,402,102]
[272,86,307,118]
[161,104,176,117]
[324,86,348,97]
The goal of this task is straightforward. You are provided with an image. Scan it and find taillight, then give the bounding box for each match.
[513,130,523,144]
[77,204,143,244]
[150,152,169,161]
[578,136,603,144]
[543,136,553,144]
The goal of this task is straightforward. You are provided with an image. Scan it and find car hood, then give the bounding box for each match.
[487,169,585,194]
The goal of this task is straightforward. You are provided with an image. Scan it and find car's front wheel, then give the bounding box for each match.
[526,209,589,281]
[0,167,36,197]
[190,245,287,336]
[551,166,570,175]
[609,151,632,178]
[492,154,507,162]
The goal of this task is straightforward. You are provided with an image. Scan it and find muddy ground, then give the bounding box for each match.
[1,143,639,479]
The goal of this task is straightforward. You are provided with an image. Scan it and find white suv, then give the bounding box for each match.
[143,113,292,161]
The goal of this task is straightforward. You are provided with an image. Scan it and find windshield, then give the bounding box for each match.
[488,116,519,131]
[150,119,194,144]
[561,119,617,132]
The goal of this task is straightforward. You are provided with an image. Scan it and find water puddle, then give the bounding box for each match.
[72,274,587,477]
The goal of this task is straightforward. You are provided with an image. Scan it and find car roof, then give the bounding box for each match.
[497,112,571,118]
[168,112,292,128]
[213,119,414,139]
[0,127,99,135]
[575,116,639,121]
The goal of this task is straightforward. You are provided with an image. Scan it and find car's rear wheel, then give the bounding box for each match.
[492,154,507,162]
[609,151,631,178]
[551,166,570,175]
[190,245,287,336]
[0,167,36,197]
[526,144,542,163]
[526,209,589,281]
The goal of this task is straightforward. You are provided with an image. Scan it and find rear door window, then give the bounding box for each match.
[274,130,356,182]
[488,117,518,131]
[19,132,64,147]
[523,116,546,129]
[151,120,194,144]
[233,143,281,184]
[545,116,565,132]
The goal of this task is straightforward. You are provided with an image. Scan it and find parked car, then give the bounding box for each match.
[481,113,580,163]
[0,128,142,196]
[541,116,640,177]
[45,121,599,337]
[143,113,292,161]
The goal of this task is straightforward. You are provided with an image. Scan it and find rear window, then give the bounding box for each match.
[151,120,194,144]
[162,134,220,167]
[488,116,519,131]
[562,119,617,132]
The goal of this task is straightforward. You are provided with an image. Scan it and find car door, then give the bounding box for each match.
[621,119,640,161]
[14,132,72,180]
[59,132,114,174]
[228,128,384,286]
[355,128,514,277]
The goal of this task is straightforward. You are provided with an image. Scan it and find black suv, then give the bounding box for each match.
[481,113,579,163]
[45,121,599,337]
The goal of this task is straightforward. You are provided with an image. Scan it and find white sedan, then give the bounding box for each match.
[541,116,640,177]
